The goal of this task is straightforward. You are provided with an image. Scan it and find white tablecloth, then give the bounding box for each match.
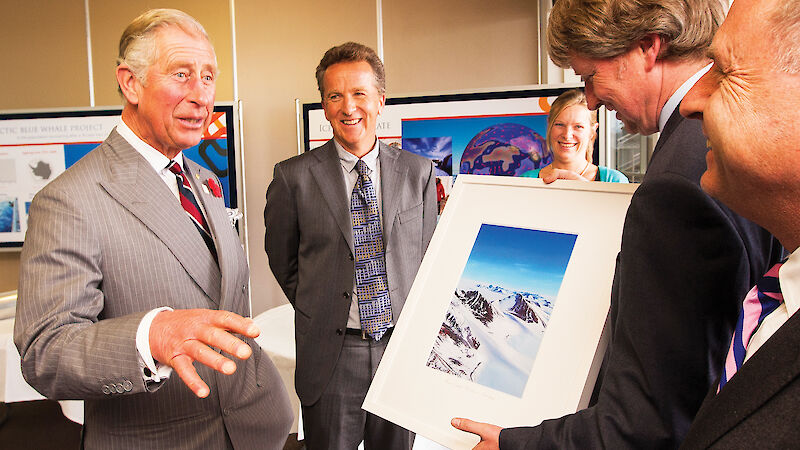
[253,303,300,434]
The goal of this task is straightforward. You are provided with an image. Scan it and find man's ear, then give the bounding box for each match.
[377,93,386,116]
[638,34,664,72]
[116,65,141,105]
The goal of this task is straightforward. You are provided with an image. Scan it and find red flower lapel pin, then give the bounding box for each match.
[205,178,222,198]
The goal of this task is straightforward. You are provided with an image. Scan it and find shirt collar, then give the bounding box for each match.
[116,117,185,172]
[779,248,800,318]
[658,63,712,132]
[335,138,380,174]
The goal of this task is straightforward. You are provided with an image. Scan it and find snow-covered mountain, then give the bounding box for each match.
[427,281,556,397]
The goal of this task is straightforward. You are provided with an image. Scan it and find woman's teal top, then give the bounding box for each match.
[520,166,629,183]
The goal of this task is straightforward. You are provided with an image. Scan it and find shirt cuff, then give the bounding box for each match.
[136,307,174,383]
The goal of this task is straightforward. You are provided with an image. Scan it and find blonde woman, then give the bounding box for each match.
[522,89,628,183]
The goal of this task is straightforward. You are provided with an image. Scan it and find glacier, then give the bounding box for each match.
[427,280,554,397]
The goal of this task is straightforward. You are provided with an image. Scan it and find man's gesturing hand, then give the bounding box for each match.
[150,309,260,398]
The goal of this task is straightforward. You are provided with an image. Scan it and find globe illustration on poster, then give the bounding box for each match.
[459,123,550,176]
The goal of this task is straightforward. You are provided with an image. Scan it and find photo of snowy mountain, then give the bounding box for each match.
[427,224,577,397]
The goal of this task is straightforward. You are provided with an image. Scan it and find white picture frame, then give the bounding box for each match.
[363,175,637,449]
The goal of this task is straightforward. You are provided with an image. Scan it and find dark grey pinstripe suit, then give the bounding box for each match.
[15,129,293,449]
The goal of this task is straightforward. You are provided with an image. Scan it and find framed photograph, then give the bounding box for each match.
[363,175,636,449]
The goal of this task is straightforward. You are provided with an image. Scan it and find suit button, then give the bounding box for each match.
[241,284,247,294]
[101,385,111,395]
[342,292,349,299]
[336,328,344,335]
[123,380,133,392]
[348,253,354,261]
[223,408,231,415]
[116,383,124,393]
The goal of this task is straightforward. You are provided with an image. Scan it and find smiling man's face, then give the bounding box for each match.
[680,0,800,218]
[321,61,385,157]
[570,46,659,136]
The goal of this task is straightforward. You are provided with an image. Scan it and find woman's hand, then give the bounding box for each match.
[540,167,591,184]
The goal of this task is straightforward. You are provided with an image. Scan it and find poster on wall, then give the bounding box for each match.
[301,86,587,205]
[361,175,636,449]
[0,104,239,249]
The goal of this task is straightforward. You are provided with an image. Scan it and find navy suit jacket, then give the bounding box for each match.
[680,285,800,448]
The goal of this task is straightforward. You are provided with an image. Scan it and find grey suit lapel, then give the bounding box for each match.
[687,312,800,447]
[184,160,248,315]
[99,130,222,305]
[310,141,354,252]
[379,143,405,241]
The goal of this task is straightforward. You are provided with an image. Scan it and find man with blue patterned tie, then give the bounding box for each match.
[265,42,437,449]
[679,0,800,446]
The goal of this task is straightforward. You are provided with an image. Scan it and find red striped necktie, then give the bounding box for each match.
[718,261,784,392]
[167,160,217,261]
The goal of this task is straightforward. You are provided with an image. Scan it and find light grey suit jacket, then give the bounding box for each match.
[15,129,292,449]
[264,140,437,405]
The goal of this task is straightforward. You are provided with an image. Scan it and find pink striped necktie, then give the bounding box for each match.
[718,262,784,392]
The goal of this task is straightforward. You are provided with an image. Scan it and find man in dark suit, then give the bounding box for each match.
[264,42,437,449]
[15,9,292,449]
[452,0,783,448]
[678,0,800,447]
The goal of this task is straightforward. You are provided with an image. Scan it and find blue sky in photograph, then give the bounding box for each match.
[401,136,452,160]
[461,224,577,299]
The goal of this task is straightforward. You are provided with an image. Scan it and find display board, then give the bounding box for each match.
[0,103,240,249]
[301,85,595,179]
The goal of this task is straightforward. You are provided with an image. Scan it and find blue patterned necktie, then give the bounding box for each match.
[718,261,784,392]
[351,159,392,340]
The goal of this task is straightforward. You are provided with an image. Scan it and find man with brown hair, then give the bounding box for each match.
[265,42,437,449]
[452,0,782,448]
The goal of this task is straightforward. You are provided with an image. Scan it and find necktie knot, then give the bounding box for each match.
[167,160,184,176]
[355,159,371,179]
